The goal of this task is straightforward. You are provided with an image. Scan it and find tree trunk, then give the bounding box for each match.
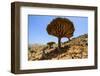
[58,37,61,49]
[68,38,70,41]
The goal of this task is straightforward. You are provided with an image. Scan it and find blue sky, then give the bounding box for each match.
[28,15,88,45]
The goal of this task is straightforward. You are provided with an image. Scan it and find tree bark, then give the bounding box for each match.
[58,37,61,49]
[68,38,70,41]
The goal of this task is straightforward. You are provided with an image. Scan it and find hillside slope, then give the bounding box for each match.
[28,34,88,60]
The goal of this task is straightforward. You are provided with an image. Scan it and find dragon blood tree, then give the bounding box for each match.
[46,17,75,49]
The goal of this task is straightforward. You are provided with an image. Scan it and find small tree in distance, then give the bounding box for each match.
[47,42,55,49]
[46,17,75,49]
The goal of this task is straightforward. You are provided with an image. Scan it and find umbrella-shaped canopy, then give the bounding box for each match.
[46,17,75,49]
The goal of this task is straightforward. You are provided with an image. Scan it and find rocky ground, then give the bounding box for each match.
[28,34,88,61]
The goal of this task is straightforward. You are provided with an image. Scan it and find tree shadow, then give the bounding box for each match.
[40,45,70,60]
